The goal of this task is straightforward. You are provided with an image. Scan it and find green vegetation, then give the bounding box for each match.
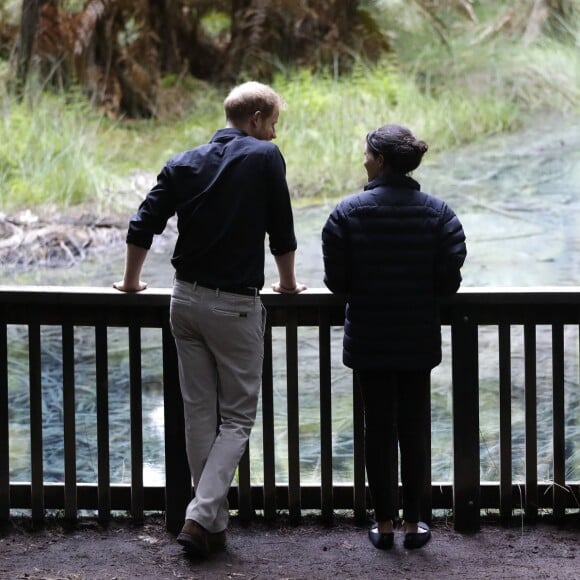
[0,1,578,212]
[274,65,519,201]
[0,87,117,210]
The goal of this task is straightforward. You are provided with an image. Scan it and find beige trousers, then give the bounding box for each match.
[169,280,266,533]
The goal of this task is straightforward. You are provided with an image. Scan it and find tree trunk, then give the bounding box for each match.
[334,0,358,32]
[221,0,254,82]
[15,0,43,93]
[149,0,182,74]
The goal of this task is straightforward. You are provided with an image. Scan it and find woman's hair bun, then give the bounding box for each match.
[415,139,428,154]
[366,124,428,174]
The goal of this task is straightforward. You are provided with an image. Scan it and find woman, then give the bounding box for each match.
[322,124,466,550]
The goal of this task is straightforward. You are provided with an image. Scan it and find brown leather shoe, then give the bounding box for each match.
[208,529,227,551]
[177,519,210,557]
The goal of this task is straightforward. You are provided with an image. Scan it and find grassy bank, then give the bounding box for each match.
[0,10,578,212]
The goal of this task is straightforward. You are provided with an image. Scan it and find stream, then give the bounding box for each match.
[4,114,580,488]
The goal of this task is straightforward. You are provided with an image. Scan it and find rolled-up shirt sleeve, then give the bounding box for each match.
[126,166,177,250]
[265,148,298,256]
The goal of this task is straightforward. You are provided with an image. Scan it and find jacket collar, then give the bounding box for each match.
[364,173,421,191]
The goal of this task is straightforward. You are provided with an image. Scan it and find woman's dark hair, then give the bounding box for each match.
[366,124,428,175]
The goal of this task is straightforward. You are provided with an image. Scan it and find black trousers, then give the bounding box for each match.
[356,368,431,523]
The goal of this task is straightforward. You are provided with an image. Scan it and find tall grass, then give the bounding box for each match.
[0,19,578,211]
[274,65,519,202]
[406,38,580,115]
[0,88,117,212]
[107,78,224,174]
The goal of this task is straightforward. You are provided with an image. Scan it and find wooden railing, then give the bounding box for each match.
[1,286,579,533]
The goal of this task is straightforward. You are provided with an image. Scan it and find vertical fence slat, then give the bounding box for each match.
[286,311,301,522]
[261,324,276,520]
[162,321,190,534]
[498,323,512,521]
[352,374,366,521]
[551,323,566,519]
[62,323,77,521]
[318,310,333,523]
[0,315,9,521]
[29,323,44,522]
[451,313,480,531]
[95,322,110,524]
[524,323,538,519]
[237,444,252,521]
[129,324,144,522]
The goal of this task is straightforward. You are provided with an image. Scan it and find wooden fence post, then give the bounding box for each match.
[451,311,480,531]
[162,322,190,534]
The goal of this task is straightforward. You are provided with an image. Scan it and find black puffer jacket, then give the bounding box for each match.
[322,174,466,370]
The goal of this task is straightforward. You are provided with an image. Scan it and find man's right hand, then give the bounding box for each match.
[272,281,307,294]
[114,244,150,293]
[113,280,148,293]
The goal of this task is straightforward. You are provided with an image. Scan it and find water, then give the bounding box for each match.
[4,115,580,486]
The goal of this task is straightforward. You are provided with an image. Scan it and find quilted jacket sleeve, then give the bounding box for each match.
[322,203,350,294]
[434,203,466,296]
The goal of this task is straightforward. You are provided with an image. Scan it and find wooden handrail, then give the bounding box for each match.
[1,286,579,532]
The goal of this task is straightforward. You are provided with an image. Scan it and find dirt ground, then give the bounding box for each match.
[0,513,578,580]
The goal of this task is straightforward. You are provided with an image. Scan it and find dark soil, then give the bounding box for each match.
[1,514,578,580]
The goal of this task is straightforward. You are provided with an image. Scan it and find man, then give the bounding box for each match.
[114,81,306,557]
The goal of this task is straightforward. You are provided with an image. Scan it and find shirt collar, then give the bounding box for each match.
[210,127,248,143]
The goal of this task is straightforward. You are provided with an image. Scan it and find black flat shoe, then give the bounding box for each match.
[403,521,431,550]
[368,525,394,550]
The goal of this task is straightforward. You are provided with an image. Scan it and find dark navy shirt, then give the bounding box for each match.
[127,128,298,289]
